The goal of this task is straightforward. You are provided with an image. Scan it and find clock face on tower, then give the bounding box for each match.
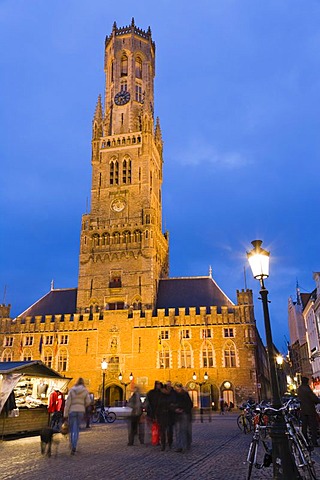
[111,198,126,212]
[114,91,130,106]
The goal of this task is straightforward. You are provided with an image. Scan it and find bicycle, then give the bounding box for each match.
[246,400,317,480]
[237,403,255,434]
[92,406,116,423]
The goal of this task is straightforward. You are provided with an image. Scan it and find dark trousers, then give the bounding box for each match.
[128,415,144,445]
[301,413,319,446]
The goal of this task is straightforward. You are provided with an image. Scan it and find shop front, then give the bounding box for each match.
[0,361,70,438]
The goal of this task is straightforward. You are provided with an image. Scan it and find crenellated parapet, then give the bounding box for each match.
[105,18,154,50]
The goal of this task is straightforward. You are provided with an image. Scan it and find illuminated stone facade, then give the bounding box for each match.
[0,20,269,408]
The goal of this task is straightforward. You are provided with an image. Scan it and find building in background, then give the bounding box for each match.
[0,20,269,408]
[288,275,320,395]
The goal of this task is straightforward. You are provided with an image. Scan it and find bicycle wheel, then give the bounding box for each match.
[106,412,116,423]
[288,436,316,480]
[247,439,258,480]
[92,411,100,423]
[295,432,317,480]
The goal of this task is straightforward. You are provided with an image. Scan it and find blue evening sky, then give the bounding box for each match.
[1,0,320,352]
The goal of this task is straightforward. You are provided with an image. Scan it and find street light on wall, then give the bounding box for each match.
[118,372,133,402]
[247,240,297,478]
[101,359,108,407]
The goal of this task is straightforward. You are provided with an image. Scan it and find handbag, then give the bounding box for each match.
[151,421,160,446]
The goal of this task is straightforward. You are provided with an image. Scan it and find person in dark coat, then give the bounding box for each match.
[297,376,320,447]
[156,381,177,451]
[173,383,193,452]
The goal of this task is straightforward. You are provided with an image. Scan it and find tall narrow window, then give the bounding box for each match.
[180,342,192,368]
[135,84,143,103]
[58,348,68,372]
[135,57,142,78]
[121,55,128,76]
[201,341,215,368]
[110,160,119,185]
[110,60,114,82]
[44,348,53,368]
[158,344,170,369]
[224,341,237,368]
[122,159,131,184]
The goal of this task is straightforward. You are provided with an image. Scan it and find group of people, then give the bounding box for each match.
[127,380,193,452]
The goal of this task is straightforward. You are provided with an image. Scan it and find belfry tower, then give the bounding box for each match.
[77,19,169,313]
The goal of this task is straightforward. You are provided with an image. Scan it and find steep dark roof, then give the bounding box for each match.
[18,288,77,319]
[156,276,234,313]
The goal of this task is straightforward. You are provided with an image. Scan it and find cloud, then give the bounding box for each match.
[173,140,252,169]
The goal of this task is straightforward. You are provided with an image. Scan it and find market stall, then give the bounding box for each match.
[0,361,71,438]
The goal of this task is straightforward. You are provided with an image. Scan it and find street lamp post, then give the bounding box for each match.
[247,240,297,478]
[118,372,133,403]
[192,372,209,423]
[101,359,108,408]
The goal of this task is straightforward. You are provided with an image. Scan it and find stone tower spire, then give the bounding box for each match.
[77,22,169,313]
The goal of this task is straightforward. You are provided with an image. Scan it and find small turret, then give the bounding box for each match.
[155,117,163,155]
[92,95,103,139]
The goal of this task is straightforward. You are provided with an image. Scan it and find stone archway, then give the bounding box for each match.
[105,384,122,406]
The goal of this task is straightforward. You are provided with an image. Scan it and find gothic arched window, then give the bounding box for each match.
[121,54,128,76]
[43,348,53,368]
[224,341,237,368]
[201,341,215,368]
[2,349,12,362]
[23,348,32,361]
[110,160,119,185]
[57,348,68,372]
[135,57,142,78]
[122,158,132,184]
[158,343,170,369]
[180,342,193,368]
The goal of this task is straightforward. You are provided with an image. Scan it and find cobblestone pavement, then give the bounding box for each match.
[1,413,320,480]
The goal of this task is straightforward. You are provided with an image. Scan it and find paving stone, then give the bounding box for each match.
[0,413,319,479]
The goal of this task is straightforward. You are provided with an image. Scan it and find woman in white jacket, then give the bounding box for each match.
[64,378,91,454]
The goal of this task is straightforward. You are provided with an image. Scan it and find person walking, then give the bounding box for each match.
[156,382,177,451]
[298,376,320,447]
[127,386,144,445]
[174,383,193,453]
[63,378,91,454]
